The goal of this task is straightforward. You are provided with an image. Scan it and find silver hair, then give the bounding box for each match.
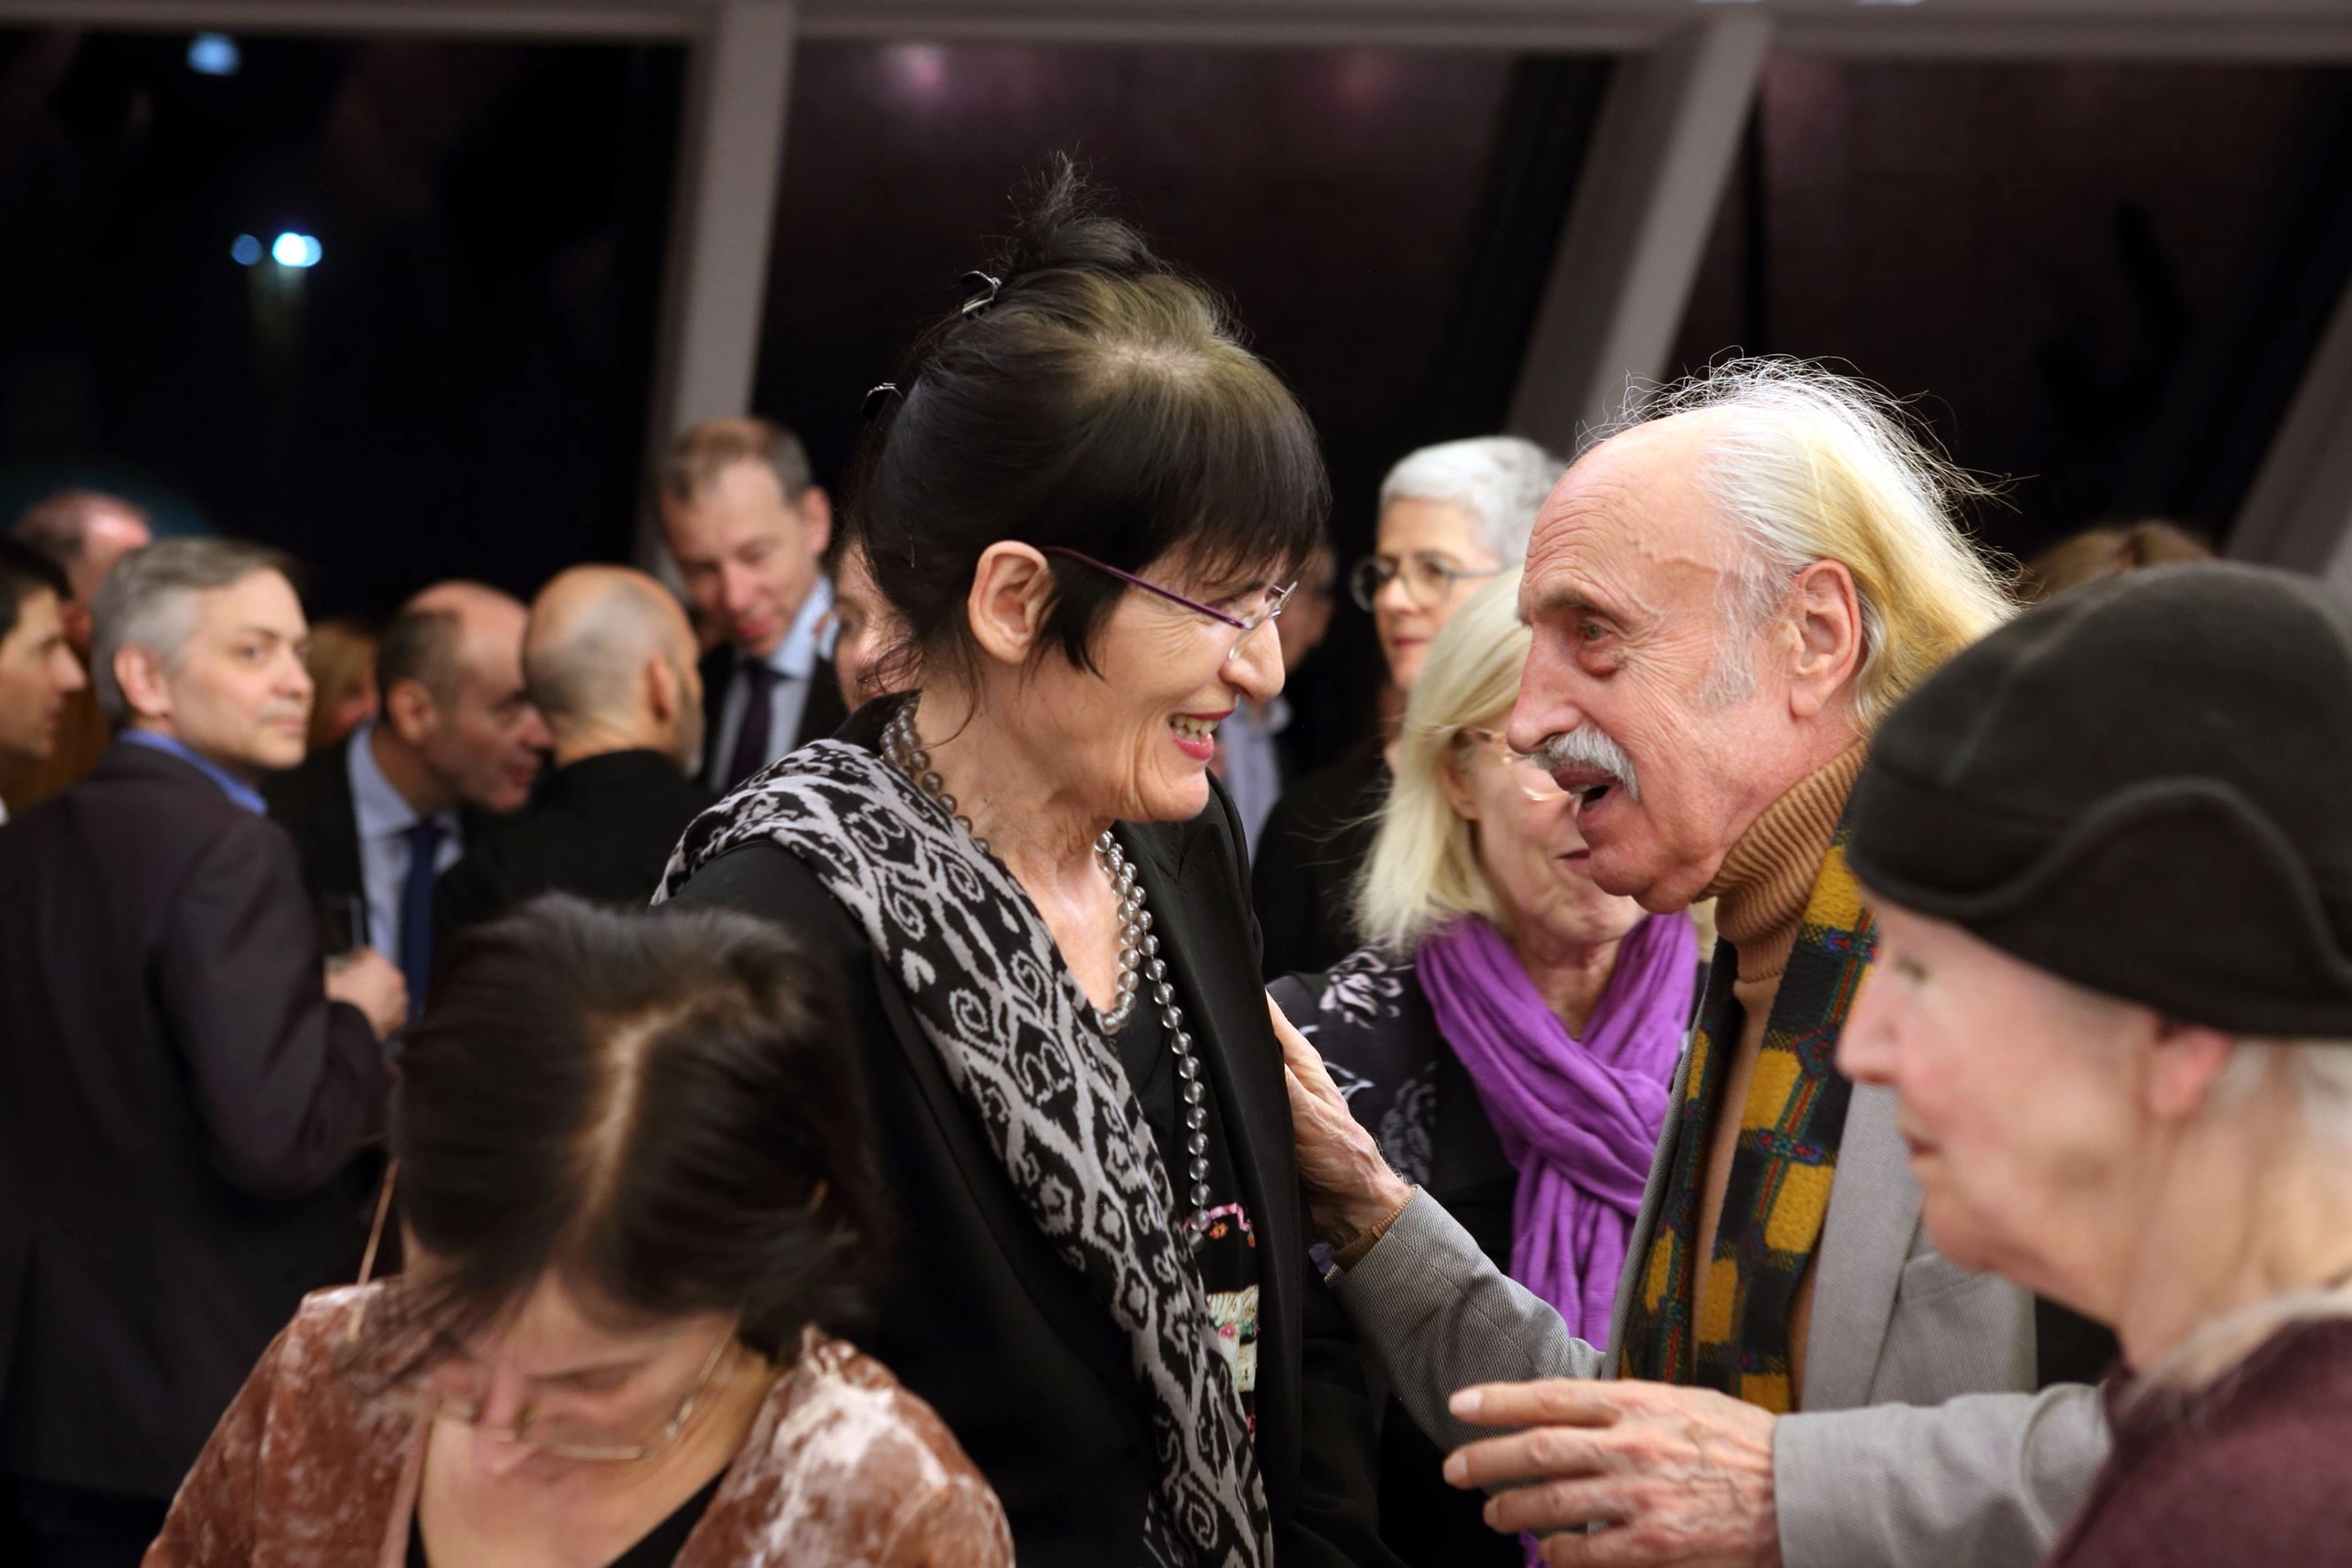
[90,537,294,723]
[2212,1039,2352,1147]
[1378,435,1566,566]
[1580,358,2016,730]
[2126,1041,2352,1397]
[1536,724,1641,803]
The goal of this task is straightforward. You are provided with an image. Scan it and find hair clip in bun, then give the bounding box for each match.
[958,271,1003,318]
[862,382,902,423]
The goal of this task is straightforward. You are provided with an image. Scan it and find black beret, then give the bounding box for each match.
[1848,563,2352,1036]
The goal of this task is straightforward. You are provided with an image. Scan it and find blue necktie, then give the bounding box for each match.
[399,818,446,1018]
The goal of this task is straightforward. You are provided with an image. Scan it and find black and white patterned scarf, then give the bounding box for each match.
[654,735,1272,1568]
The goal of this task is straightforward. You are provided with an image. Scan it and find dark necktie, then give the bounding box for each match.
[399,818,445,1018]
[723,659,780,791]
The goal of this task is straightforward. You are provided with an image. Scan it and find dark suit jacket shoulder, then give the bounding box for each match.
[1251,742,1392,981]
[434,749,714,942]
[0,742,389,1499]
[664,712,1395,1568]
[263,733,365,909]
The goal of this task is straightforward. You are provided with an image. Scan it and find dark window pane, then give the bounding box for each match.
[1672,57,2352,560]
[757,42,1608,760]
[0,29,685,613]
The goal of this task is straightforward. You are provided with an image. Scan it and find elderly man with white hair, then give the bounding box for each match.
[1257,434,1564,979]
[1275,360,2113,1566]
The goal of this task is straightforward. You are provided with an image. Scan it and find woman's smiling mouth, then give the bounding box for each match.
[1169,711,1226,761]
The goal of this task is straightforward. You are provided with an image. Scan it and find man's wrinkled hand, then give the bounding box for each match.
[1265,995,1413,1255]
[1444,1378,1783,1568]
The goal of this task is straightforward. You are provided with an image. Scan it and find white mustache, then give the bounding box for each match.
[1536,726,1641,803]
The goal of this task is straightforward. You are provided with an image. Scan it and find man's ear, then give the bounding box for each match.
[797,488,834,563]
[646,654,680,726]
[965,543,1056,668]
[380,677,437,746]
[112,644,173,725]
[1784,559,1864,721]
[2145,1018,2241,1126]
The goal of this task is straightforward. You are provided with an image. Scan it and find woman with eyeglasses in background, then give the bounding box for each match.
[1252,436,1563,981]
[1269,573,1699,1568]
[146,895,1011,1568]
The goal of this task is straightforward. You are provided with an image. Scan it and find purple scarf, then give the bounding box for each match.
[1418,913,1695,1346]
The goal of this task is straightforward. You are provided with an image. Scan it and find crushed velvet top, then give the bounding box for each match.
[144,1286,1013,1568]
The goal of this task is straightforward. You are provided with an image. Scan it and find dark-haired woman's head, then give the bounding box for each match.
[384,895,879,1474]
[854,160,1330,826]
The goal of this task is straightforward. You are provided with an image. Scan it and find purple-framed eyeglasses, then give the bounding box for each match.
[1043,547,1295,661]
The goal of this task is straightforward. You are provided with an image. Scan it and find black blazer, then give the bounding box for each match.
[696,643,849,794]
[665,708,1396,1568]
[0,742,390,1500]
[263,732,502,949]
[433,748,714,943]
[1250,743,1391,981]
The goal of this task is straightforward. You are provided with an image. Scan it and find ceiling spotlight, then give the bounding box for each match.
[271,233,322,269]
[230,234,262,266]
[188,34,241,76]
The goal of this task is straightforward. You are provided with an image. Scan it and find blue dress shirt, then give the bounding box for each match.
[343,720,462,965]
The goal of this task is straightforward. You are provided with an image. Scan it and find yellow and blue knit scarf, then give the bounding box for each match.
[1618,821,1877,1411]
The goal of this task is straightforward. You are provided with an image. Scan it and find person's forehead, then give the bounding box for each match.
[196,570,303,626]
[0,588,60,656]
[696,463,796,532]
[1523,421,1729,611]
[1375,496,1481,557]
[454,604,527,682]
[86,510,150,546]
[467,1274,673,1370]
[9,585,62,631]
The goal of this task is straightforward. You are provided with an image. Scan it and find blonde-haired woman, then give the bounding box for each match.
[1270,572,1698,1568]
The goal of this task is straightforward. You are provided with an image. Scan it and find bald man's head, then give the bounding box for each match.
[375,580,547,812]
[525,566,703,772]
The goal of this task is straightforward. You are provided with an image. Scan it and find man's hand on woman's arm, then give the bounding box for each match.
[1266,995,1416,1264]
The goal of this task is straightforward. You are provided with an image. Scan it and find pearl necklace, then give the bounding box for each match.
[881,700,1217,1239]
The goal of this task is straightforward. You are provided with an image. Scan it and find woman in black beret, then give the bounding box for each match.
[1837,561,2352,1568]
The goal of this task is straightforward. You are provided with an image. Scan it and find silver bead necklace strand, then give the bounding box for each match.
[883,700,990,857]
[882,698,1218,1242]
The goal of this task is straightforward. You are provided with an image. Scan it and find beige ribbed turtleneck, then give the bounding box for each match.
[1687,741,1867,1405]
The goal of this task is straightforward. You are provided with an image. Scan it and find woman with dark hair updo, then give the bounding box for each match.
[146,896,1011,1568]
[661,163,1395,1568]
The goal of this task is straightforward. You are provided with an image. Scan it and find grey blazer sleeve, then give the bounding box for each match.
[1328,1188,1603,1449]
[1773,1385,2110,1568]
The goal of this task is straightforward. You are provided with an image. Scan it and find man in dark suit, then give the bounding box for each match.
[657,418,846,793]
[265,581,545,1011]
[435,565,714,940]
[0,538,405,1565]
